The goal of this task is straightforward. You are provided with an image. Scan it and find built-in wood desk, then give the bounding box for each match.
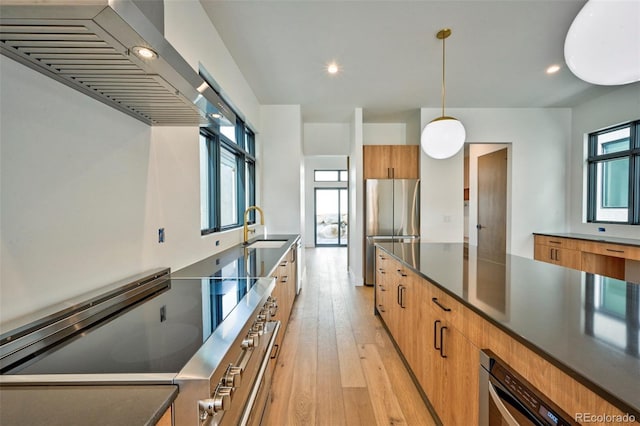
[534,233,640,282]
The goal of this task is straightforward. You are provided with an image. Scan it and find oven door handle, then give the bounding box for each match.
[488,381,520,426]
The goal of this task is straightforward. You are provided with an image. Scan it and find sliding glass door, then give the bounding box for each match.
[315,188,348,246]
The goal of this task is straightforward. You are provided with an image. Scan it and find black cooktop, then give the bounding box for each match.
[6,277,258,375]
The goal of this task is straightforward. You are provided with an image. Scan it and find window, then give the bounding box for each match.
[314,170,348,182]
[201,121,256,234]
[587,120,640,224]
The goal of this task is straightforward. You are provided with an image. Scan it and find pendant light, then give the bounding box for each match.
[564,0,640,85]
[421,28,466,160]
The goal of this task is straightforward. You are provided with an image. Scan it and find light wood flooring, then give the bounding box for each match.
[263,247,436,426]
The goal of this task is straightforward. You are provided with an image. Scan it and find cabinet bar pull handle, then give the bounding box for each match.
[397,285,401,305]
[549,240,561,245]
[433,320,441,350]
[378,268,386,274]
[270,344,279,359]
[379,284,386,292]
[440,326,448,358]
[281,276,288,283]
[432,297,451,312]
[377,304,385,313]
[606,248,625,254]
[400,286,406,308]
[396,269,407,277]
[378,254,387,260]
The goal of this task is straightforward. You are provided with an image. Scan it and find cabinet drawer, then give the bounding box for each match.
[534,235,579,250]
[582,241,640,261]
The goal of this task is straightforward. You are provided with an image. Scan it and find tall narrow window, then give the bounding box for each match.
[587,120,639,224]
[200,122,256,234]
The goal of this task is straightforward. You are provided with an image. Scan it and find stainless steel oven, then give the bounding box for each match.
[479,350,579,426]
[1,269,280,425]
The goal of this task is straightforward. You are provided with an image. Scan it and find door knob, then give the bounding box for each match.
[476,224,484,230]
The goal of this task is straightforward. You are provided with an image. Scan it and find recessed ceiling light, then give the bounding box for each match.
[546,64,561,74]
[132,46,157,60]
[327,62,339,75]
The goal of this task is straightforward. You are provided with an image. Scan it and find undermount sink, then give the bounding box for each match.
[246,239,288,249]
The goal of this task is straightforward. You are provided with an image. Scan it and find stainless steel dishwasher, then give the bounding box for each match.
[479,350,580,426]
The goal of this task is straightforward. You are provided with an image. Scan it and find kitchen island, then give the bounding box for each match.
[375,241,639,425]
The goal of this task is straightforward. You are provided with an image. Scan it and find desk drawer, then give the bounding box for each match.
[582,241,640,261]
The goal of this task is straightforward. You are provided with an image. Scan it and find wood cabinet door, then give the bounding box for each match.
[534,243,553,263]
[439,324,480,426]
[391,145,420,179]
[555,248,581,270]
[363,145,392,179]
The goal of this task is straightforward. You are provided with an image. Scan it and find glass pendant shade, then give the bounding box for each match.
[564,0,640,85]
[422,28,466,160]
[421,116,466,159]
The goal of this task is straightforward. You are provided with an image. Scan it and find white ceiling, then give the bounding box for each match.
[199,0,621,123]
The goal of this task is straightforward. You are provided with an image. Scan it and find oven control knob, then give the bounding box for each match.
[256,308,270,322]
[198,384,233,418]
[265,300,278,316]
[252,321,264,335]
[222,364,243,387]
[242,331,259,348]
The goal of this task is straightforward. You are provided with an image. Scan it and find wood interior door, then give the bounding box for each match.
[477,148,508,262]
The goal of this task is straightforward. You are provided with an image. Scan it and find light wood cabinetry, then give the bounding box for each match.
[422,285,479,426]
[533,235,581,270]
[377,247,633,426]
[156,406,172,426]
[375,248,479,425]
[533,234,640,280]
[270,246,297,357]
[363,145,419,179]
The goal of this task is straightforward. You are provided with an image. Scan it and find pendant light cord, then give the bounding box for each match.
[441,34,446,118]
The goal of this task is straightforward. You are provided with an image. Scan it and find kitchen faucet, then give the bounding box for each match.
[243,205,265,243]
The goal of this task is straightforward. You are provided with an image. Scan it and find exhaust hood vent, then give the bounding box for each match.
[0,1,235,127]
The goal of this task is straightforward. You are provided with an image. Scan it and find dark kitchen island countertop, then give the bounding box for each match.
[0,384,177,426]
[376,241,640,417]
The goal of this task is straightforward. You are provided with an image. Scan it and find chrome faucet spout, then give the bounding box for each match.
[243,206,265,243]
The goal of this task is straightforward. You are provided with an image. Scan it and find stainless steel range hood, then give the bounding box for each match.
[0,0,236,126]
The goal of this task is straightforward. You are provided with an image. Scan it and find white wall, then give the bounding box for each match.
[260,105,303,237]
[420,108,571,258]
[303,157,348,247]
[164,0,260,128]
[0,58,250,323]
[0,3,263,324]
[363,123,407,145]
[348,108,365,285]
[303,123,350,156]
[568,84,640,239]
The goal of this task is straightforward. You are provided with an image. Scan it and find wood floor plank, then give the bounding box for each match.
[358,343,408,426]
[331,278,367,387]
[262,247,434,426]
[342,388,378,426]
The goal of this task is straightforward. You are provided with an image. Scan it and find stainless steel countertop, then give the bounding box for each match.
[0,385,177,426]
[376,241,640,417]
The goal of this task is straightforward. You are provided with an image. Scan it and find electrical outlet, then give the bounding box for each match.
[158,228,165,243]
[598,227,606,232]
[216,240,220,246]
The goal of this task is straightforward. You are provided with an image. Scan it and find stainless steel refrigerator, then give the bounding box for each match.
[365,179,420,285]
